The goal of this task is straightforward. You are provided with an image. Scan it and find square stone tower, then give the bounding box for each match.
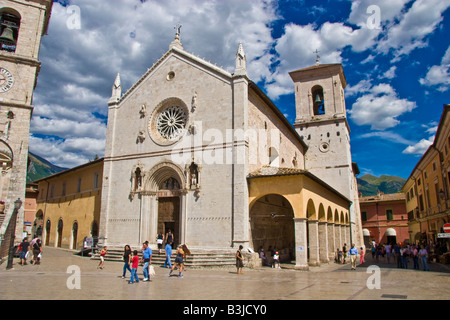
[290,63,364,248]
[0,0,53,239]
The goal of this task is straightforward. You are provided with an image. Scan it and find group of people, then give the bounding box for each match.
[335,243,361,270]
[119,230,188,284]
[14,236,42,266]
[369,242,432,271]
[257,246,282,269]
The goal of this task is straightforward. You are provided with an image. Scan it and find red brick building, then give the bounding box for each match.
[359,192,409,246]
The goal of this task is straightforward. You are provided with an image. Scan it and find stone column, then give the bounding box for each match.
[335,224,341,252]
[318,221,329,263]
[140,193,157,245]
[327,222,335,261]
[341,224,346,249]
[345,225,350,246]
[179,191,187,244]
[294,218,308,270]
[308,219,320,266]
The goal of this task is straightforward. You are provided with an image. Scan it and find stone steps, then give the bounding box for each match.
[90,249,236,267]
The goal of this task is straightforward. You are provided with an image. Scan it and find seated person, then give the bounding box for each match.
[272,251,281,269]
[259,249,269,266]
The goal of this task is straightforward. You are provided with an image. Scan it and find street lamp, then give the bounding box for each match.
[6,198,23,269]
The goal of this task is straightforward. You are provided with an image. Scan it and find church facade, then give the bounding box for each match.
[99,32,363,269]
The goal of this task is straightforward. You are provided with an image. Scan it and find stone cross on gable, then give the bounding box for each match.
[174,23,182,37]
[314,49,320,65]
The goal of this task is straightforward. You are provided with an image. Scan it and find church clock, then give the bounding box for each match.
[0,67,14,93]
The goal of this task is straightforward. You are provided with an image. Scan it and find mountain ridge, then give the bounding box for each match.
[27,152,68,183]
[357,174,406,197]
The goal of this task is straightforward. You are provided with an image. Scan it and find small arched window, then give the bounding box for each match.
[0,9,21,53]
[311,85,325,116]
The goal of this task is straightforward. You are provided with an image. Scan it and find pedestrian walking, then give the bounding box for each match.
[97,246,107,269]
[164,242,172,268]
[236,245,244,274]
[419,245,430,271]
[349,243,358,270]
[16,237,30,266]
[122,245,132,278]
[401,246,408,269]
[412,245,419,270]
[342,243,347,264]
[360,247,364,264]
[394,243,402,268]
[169,245,185,278]
[166,229,174,248]
[129,250,140,284]
[31,238,42,265]
[141,242,152,281]
[385,243,392,264]
[157,232,164,254]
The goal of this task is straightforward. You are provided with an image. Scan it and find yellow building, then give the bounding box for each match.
[402,104,450,248]
[34,158,103,250]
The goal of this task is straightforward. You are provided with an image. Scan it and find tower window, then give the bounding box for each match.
[311,85,325,115]
[0,11,20,53]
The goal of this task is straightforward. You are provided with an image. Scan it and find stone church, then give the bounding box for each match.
[99,30,363,269]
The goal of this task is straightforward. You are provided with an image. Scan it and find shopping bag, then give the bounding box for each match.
[149,265,156,276]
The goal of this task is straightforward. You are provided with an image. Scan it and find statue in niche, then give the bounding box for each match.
[134,167,142,191]
[189,162,199,189]
[130,161,145,200]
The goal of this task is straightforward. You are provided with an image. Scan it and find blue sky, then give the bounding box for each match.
[30,0,450,179]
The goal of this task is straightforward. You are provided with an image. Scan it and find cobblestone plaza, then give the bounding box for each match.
[1,247,449,302]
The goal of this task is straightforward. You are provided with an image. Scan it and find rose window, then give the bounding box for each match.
[156,105,187,140]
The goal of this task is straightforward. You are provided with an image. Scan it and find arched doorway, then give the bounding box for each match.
[142,161,187,247]
[56,218,63,248]
[249,194,295,263]
[386,228,397,245]
[45,219,51,246]
[33,210,44,238]
[71,221,78,250]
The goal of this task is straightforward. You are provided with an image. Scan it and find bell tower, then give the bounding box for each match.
[289,63,364,248]
[0,0,52,239]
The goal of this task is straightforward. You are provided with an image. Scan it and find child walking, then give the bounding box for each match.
[130,250,140,284]
[97,246,107,269]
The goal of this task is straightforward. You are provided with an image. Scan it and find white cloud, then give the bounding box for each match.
[402,136,434,155]
[29,135,104,168]
[31,116,106,139]
[376,0,450,60]
[419,45,450,91]
[379,66,397,79]
[264,20,381,99]
[358,131,414,145]
[348,82,416,130]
